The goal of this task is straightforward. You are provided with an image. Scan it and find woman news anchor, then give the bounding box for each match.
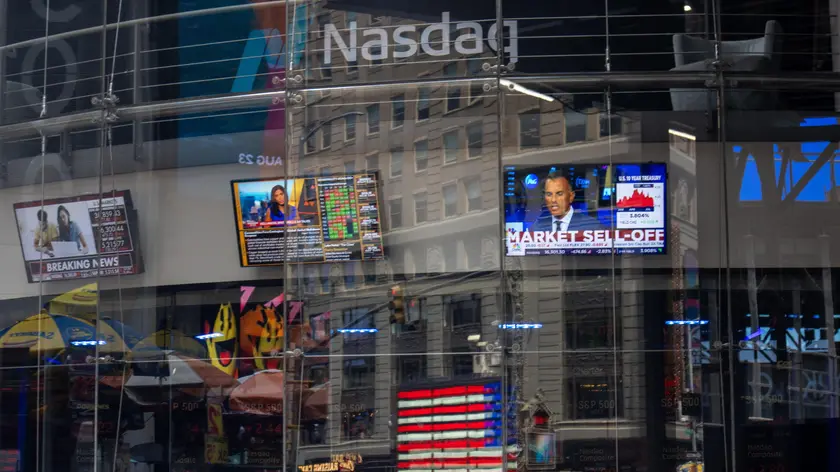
[264,184,297,223]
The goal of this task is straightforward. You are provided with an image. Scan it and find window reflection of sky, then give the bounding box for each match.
[739,117,840,202]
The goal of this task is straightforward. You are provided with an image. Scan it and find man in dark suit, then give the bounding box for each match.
[529,172,607,232]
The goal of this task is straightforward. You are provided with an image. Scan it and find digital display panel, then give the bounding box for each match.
[396,380,517,471]
[14,190,144,282]
[231,174,384,265]
[504,163,667,256]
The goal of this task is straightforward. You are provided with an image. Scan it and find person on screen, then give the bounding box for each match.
[33,209,58,255]
[263,184,297,223]
[57,205,89,254]
[249,200,261,222]
[531,173,606,232]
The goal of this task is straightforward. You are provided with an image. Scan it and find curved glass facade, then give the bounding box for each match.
[1,1,839,472]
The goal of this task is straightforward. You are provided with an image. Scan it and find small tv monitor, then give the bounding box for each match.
[504,163,667,256]
[13,190,144,282]
[231,174,385,266]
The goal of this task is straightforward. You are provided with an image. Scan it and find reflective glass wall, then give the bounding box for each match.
[0,1,839,472]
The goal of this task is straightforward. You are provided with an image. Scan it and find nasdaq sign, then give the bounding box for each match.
[323,12,518,65]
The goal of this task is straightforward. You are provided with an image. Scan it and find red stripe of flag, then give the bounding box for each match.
[398,389,432,399]
[398,407,433,417]
[398,421,491,433]
[433,386,467,397]
[467,404,491,412]
[397,439,496,452]
[397,441,434,452]
[398,424,433,433]
[398,458,504,469]
[433,405,468,414]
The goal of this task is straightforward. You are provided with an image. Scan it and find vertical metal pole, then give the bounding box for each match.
[493,0,511,469]
[820,234,837,418]
[745,235,761,419]
[0,0,8,187]
[792,283,803,420]
[132,3,143,161]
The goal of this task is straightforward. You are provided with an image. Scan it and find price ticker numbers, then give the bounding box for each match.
[320,185,357,241]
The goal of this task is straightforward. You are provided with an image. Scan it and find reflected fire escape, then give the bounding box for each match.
[734,121,839,420]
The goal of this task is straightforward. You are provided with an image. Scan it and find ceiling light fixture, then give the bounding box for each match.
[500,79,555,102]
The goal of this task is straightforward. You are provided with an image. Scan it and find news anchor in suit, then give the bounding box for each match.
[529,173,607,232]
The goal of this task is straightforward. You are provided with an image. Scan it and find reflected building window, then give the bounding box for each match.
[389,197,403,229]
[446,293,481,327]
[443,240,458,272]
[310,312,332,345]
[343,307,374,339]
[452,348,474,378]
[467,121,483,158]
[466,239,481,269]
[363,261,377,285]
[302,423,326,445]
[414,192,428,224]
[565,107,586,143]
[390,146,404,178]
[304,266,318,294]
[465,178,482,212]
[443,130,459,164]
[322,121,332,149]
[519,111,541,149]
[370,45,383,66]
[414,139,428,172]
[468,59,483,102]
[417,88,430,121]
[392,94,405,128]
[343,358,375,388]
[366,104,380,134]
[343,409,375,440]
[399,356,426,384]
[344,261,360,288]
[566,312,616,349]
[320,54,332,80]
[444,63,462,111]
[365,152,379,172]
[443,183,458,217]
[345,114,356,141]
[344,160,355,175]
[306,130,317,154]
[599,113,622,137]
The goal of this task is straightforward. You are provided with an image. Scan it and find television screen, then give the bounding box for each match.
[231,174,384,265]
[14,190,144,282]
[504,163,667,256]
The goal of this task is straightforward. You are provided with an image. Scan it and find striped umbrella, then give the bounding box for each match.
[0,312,129,353]
[134,329,207,359]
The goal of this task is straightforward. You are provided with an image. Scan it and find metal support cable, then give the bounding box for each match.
[1,70,839,142]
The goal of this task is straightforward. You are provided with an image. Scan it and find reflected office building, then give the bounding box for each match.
[0,1,838,472]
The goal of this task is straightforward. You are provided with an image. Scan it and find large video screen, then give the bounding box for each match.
[504,163,667,256]
[231,174,384,265]
[14,190,144,282]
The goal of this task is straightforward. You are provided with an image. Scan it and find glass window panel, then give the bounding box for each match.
[443,183,458,217]
[443,130,459,164]
[414,139,429,172]
[392,94,405,128]
[367,104,380,134]
[414,192,427,224]
[390,147,404,178]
